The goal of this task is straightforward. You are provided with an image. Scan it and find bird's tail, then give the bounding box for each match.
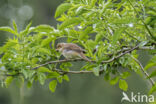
[80,53,91,62]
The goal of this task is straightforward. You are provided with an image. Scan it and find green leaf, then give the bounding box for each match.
[149,84,156,94]
[12,20,18,32]
[95,33,103,42]
[145,56,156,70]
[75,6,84,15]
[112,28,124,46]
[139,41,148,47]
[110,76,119,85]
[37,48,51,55]
[86,40,97,50]
[15,76,24,88]
[59,17,82,30]
[49,80,57,93]
[148,70,156,78]
[104,73,110,81]
[5,76,13,88]
[41,37,54,47]
[119,79,128,91]
[91,0,97,6]
[27,81,33,88]
[0,27,18,35]
[121,72,131,79]
[57,76,63,83]
[63,75,69,82]
[38,72,46,85]
[144,63,156,70]
[55,3,72,18]
[20,22,32,36]
[38,67,52,73]
[93,66,99,76]
[47,72,60,78]
[22,69,35,79]
[31,25,54,33]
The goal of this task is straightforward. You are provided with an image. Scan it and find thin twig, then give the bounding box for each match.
[131,56,155,86]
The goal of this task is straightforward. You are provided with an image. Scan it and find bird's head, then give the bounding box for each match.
[56,43,65,52]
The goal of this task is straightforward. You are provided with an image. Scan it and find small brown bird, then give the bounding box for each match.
[56,43,91,62]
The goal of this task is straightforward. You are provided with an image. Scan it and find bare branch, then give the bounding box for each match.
[32,45,140,70]
[52,69,104,75]
[131,56,155,86]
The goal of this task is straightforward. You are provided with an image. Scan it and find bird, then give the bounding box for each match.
[56,43,91,62]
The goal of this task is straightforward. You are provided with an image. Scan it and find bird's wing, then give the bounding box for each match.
[64,43,85,53]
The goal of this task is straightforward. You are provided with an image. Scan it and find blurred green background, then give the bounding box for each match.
[0,0,155,104]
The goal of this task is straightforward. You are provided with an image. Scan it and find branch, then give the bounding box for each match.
[32,45,140,70]
[52,69,105,75]
[131,56,155,86]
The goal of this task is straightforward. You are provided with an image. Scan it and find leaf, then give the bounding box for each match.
[31,25,54,33]
[119,79,128,91]
[91,0,97,6]
[47,72,60,78]
[55,3,72,18]
[38,73,46,85]
[145,56,156,70]
[20,22,32,36]
[95,33,103,42]
[110,76,119,85]
[104,73,110,81]
[121,72,131,79]
[139,41,148,47]
[27,81,33,88]
[149,84,156,94]
[0,27,18,35]
[144,63,156,70]
[59,17,82,30]
[93,66,99,76]
[5,76,13,88]
[37,48,51,55]
[22,69,35,79]
[57,76,63,83]
[38,67,52,73]
[12,20,18,32]
[41,37,54,47]
[86,40,97,50]
[63,75,69,82]
[112,28,124,46]
[49,80,57,93]
[148,70,156,78]
[15,76,24,88]
[75,6,87,15]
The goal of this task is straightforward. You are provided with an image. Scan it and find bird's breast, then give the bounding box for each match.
[62,50,81,59]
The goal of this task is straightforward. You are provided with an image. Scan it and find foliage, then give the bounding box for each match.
[0,0,155,94]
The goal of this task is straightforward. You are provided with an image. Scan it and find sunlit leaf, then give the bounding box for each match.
[55,3,72,18]
[59,17,82,30]
[5,76,13,88]
[0,27,18,35]
[119,79,128,91]
[49,80,57,93]
[110,76,119,85]
[38,72,46,85]
[93,66,100,76]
